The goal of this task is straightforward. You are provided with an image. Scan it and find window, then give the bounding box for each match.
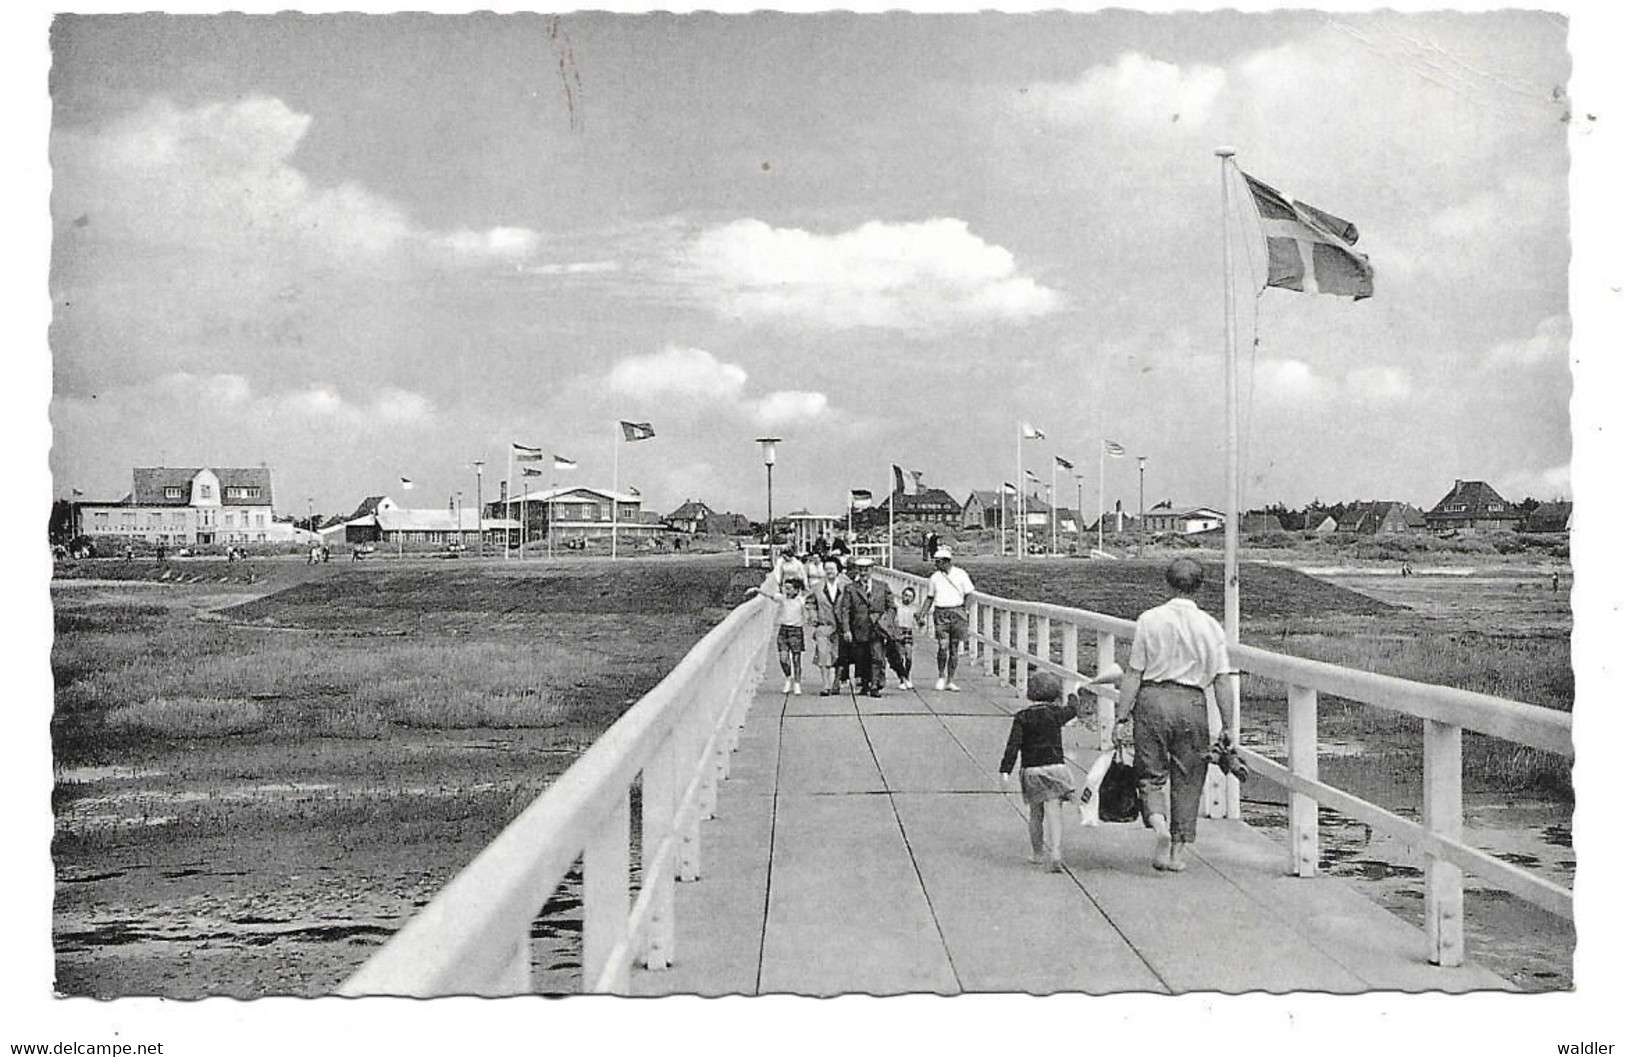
[225,486,261,500]
[200,485,214,500]
[164,486,184,500]
[254,513,265,528]
[92,512,108,526]
[224,512,236,528]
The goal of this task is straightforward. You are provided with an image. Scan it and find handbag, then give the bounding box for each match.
[1096,748,1142,824]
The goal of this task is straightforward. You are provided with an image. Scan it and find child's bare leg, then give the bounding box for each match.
[1026,799,1046,862]
[1044,805,1065,869]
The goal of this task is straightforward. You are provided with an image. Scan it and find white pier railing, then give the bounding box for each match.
[338,594,776,997]
[873,567,1574,968]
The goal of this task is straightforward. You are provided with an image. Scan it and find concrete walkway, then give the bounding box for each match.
[630,658,1513,996]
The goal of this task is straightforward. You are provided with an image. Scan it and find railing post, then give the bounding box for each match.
[641,742,678,970]
[1094,631,1116,752]
[583,790,631,993]
[989,607,1003,678]
[1015,610,1030,695]
[1059,623,1081,716]
[1287,683,1319,878]
[1225,671,1243,819]
[493,931,532,996]
[967,598,981,668]
[1424,719,1465,967]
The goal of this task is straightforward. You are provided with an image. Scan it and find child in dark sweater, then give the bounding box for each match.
[999,673,1086,871]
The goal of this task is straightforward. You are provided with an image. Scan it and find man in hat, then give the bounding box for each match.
[1112,557,1235,873]
[836,556,894,696]
[920,546,976,691]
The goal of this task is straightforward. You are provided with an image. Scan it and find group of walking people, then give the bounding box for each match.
[755,544,977,698]
[760,545,1238,878]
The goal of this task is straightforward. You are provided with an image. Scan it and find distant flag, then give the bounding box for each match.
[1024,469,1040,481]
[1054,454,1075,471]
[628,486,641,496]
[1021,422,1046,440]
[1002,481,1018,494]
[522,467,547,477]
[909,469,926,492]
[71,488,83,497]
[850,489,873,510]
[399,477,414,490]
[1103,440,1127,458]
[620,421,656,442]
[554,455,578,471]
[892,465,906,496]
[513,441,545,454]
[1242,172,1374,300]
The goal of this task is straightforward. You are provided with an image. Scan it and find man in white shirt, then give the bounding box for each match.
[1112,557,1235,873]
[920,546,975,691]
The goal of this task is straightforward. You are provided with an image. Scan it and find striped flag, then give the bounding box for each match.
[554,455,577,471]
[399,477,414,490]
[1054,454,1075,470]
[909,469,926,490]
[850,489,873,510]
[1103,440,1126,457]
[892,465,906,496]
[1024,469,1040,482]
[628,486,641,496]
[522,467,547,477]
[1002,481,1018,494]
[71,488,84,497]
[1021,422,1046,440]
[513,442,547,462]
[620,421,656,441]
[1242,172,1374,300]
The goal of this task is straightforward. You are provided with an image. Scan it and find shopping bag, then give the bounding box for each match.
[1076,752,1113,827]
[1097,750,1141,824]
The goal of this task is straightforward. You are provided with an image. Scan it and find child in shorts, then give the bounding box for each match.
[998,672,1086,871]
[772,577,808,695]
[883,585,922,690]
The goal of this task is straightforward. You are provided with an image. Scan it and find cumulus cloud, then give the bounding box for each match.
[1487,314,1569,368]
[1020,52,1226,127]
[53,96,541,270]
[1346,365,1413,403]
[682,218,1060,330]
[603,346,830,426]
[59,372,436,429]
[1252,358,1327,402]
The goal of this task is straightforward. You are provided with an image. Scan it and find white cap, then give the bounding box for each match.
[853,556,875,567]
[933,547,953,559]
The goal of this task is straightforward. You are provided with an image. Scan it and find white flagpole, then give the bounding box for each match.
[611,422,619,560]
[887,467,895,566]
[1218,145,1242,821]
[1016,424,1024,560]
[1050,459,1058,557]
[504,447,513,561]
[999,490,1006,556]
[1097,440,1106,555]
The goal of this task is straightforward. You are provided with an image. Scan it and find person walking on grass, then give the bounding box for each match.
[1112,557,1236,874]
[920,546,974,691]
[999,673,1086,872]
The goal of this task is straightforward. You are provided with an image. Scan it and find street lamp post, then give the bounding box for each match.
[306,497,314,534]
[1137,456,1147,559]
[473,461,485,559]
[757,437,780,550]
[456,490,464,547]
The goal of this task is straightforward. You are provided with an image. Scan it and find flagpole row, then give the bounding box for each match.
[1218,147,1240,649]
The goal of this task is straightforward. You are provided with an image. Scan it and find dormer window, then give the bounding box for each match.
[200,485,214,500]
[164,486,183,499]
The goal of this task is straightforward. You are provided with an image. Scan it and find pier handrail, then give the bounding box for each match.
[874,565,1573,966]
[339,593,776,997]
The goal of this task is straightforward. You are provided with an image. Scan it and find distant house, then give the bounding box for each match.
[1424,480,1524,533]
[76,466,285,546]
[1144,502,1224,535]
[1336,501,1426,535]
[882,488,962,526]
[961,490,1017,531]
[1302,510,1338,534]
[324,495,513,547]
[708,512,755,536]
[1523,500,1573,533]
[666,499,718,534]
[1086,503,1140,537]
[488,486,653,542]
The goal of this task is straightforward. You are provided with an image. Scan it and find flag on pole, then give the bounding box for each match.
[627,486,641,496]
[892,465,906,496]
[620,421,656,441]
[399,477,414,490]
[1104,440,1127,457]
[849,489,873,510]
[1021,422,1046,440]
[909,469,925,491]
[553,455,578,470]
[1054,454,1075,470]
[1242,172,1374,300]
[71,488,84,497]
[513,442,546,461]
[1002,481,1018,494]
[522,467,547,477]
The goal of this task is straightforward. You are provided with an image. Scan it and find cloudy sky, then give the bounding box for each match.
[48,10,1574,521]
